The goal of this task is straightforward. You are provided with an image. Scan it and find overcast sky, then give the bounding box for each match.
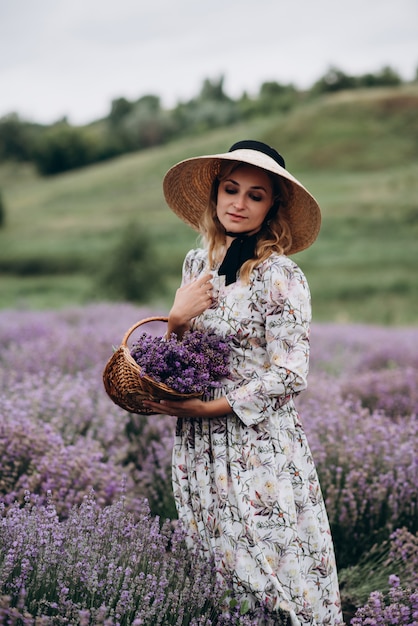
[0,0,417,125]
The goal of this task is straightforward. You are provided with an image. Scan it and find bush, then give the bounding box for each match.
[120,106,176,150]
[338,528,418,617]
[0,407,137,519]
[257,81,299,114]
[32,123,96,175]
[97,223,165,303]
[351,575,417,626]
[0,114,35,162]
[0,493,274,625]
[0,305,417,621]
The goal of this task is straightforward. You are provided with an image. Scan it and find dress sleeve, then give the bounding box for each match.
[181,249,207,286]
[225,260,312,426]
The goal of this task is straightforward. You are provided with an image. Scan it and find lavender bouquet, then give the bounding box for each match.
[131,329,230,395]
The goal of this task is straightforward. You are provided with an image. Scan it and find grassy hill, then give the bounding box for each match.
[0,85,417,324]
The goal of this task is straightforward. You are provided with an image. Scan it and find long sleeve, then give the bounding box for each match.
[225,259,311,426]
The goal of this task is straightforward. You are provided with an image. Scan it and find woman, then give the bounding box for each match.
[143,140,343,625]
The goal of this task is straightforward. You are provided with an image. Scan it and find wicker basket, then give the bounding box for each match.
[102,316,202,415]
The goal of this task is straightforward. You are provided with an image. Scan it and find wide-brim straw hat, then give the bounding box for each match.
[163,140,321,254]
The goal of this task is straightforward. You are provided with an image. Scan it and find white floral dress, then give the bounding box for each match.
[172,248,343,626]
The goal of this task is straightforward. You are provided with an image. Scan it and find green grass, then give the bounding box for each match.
[0,274,94,310]
[0,86,417,323]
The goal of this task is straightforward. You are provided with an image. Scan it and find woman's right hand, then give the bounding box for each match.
[167,273,213,337]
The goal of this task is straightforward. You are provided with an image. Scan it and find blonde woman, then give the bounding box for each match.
[144,140,343,626]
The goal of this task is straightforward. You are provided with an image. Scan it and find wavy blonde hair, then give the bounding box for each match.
[199,161,293,282]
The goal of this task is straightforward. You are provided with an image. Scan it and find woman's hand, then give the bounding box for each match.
[142,396,232,419]
[168,273,214,337]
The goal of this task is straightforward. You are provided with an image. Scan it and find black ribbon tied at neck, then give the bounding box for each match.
[218,233,258,285]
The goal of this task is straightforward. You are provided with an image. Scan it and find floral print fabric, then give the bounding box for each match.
[172,248,343,626]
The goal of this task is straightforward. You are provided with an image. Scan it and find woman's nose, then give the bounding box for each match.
[233,193,246,209]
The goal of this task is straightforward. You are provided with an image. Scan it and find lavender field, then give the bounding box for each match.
[0,304,417,625]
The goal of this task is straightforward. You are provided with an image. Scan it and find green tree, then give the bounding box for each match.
[199,76,230,102]
[0,113,34,162]
[357,66,402,88]
[135,94,161,111]
[257,81,299,114]
[121,103,175,151]
[311,66,357,94]
[108,97,134,126]
[32,123,95,175]
[172,76,239,133]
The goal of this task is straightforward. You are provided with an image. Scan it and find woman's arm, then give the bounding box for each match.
[226,261,312,426]
[142,395,232,418]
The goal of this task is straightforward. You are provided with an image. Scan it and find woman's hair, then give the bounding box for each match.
[200,161,293,282]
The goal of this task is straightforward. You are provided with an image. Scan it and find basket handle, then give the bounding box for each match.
[121,316,169,347]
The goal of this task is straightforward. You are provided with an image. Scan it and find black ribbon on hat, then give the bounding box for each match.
[228,140,286,169]
[218,232,258,285]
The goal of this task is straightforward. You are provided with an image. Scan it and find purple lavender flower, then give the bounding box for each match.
[1,304,418,622]
[0,494,259,624]
[131,329,230,394]
[351,575,418,625]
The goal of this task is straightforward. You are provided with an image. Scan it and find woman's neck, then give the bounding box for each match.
[224,229,259,248]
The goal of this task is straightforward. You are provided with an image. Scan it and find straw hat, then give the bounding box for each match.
[163,140,321,254]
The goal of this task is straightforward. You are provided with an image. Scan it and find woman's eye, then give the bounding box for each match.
[250,194,262,202]
[224,186,237,195]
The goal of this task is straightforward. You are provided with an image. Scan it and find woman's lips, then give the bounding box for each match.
[227,213,246,221]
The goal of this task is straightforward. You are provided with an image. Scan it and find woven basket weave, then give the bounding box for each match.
[102,316,202,415]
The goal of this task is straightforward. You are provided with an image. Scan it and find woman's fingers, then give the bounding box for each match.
[168,275,214,330]
[196,273,214,296]
[174,274,213,314]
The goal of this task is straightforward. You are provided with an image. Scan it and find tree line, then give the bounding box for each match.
[0,65,414,176]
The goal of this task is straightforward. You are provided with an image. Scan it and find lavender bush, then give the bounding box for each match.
[0,304,417,622]
[0,406,144,519]
[351,575,418,626]
[338,528,418,621]
[0,492,268,625]
[341,366,418,417]
[297,379,417,567]
[388,528,418,588]
[0,305,175,519]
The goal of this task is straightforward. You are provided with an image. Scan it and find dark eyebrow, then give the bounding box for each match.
[225,178,268,192]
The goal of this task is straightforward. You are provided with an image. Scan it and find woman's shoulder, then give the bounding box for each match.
[184,247,206,262]
[259,253,304,275]
[256,253,310,291]
[183,247,208,276]
[256,254,311,307]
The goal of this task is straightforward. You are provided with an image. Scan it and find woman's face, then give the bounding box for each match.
[216,164,274,236]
